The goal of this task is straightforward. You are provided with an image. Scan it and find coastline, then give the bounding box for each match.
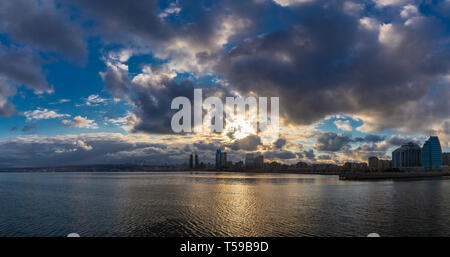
[0,167,340,176]
[2,165,450,182]
[339,171,450,181]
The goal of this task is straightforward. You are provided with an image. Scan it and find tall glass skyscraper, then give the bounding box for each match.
[215,149,222,170]
[422,136,442,171]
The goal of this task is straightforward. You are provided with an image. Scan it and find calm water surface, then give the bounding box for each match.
[1,171,450,237]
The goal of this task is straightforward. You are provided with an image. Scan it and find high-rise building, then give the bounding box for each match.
[245,153,254,168]
[368,157,379,170]
[443,152,450,166]
[378,159,392,170]
[422,136,442,171]
[220,152,227,169]
[368,157,391,171]
[189,154,193,169]
[195,154,199,169]
[392,142,422,169]
[215,149,222,170]
[255,155,264,169]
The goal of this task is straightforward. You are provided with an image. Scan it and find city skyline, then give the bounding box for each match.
[0,0,449,168]
[181,135,448,172]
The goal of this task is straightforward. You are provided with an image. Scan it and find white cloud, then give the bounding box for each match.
[108,49,134,63]
[132,65,177,87]
[374,0,410,7]
[24,108,70,121]
[334,120,353,131]
[362,20,405,48]
[151,15,250,77]
[272,0,314,7]
[62,116,99,129]
[444,74,450,83]
[159,3,181,20]
[106,112,139,132]
[54,140,93,153]
[49,99,71,105]
[359,17,380,31]
[343,1,364,16]
[84,94,108,106]
[74,140,93,151]
[378,23,403,48]
[400,4,419,18]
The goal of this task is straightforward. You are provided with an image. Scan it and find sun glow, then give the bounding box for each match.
[223,116,257,140]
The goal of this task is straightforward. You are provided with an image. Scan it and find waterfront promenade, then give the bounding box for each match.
[339,171,450,181]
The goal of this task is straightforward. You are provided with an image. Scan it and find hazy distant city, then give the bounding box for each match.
[186,136,449,173]
[5,135,447,177]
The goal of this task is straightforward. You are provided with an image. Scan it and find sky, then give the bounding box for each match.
[0,0,449,168]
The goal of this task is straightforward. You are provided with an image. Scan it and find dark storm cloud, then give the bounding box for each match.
[362,134,385,143]
[0,0,86,59]
[0,81,16,116]
[99,62,193,134]
[193,141,219,151]
[345,133,425,161]
[132,83,234,134]
[0,0,85,117]
[214,0,450,132]
[63,0,241,53]
[387,135,420,146]
[64,0,170,43]
[443,121,450,135]
[0,0,447,143]
[318,155,332,160]
[264,150,296,160]
[131,79,196,134]
[89,0,449,136]
[302,149,316,161]
[228,134,262,151]
[273,138,287,149]
[0,101,14,116]
[314,132,351,152]
[0,45,51,93]
[0,42,53,116]
[100,64,133,100]
[0,134,176,168]
[353,134,385,143]
[100,59,234,134]
[63,0,277,49]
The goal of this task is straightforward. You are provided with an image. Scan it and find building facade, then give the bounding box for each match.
[368,157,392,171]
[245,153,254,168]
[215,149,222,170]
[368,157,379,170]
[378,159,392,170]
[392,142,422,169]
[195,154,199,168]
[255,155,264,169]
[443,152,450,166]
[343,162,368,171]
[422,136,442,171]
[220,152,227,169]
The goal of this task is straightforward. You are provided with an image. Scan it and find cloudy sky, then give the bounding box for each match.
[0,0,449,168]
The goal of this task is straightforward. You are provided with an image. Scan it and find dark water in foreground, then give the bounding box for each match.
[1,171,450,237]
